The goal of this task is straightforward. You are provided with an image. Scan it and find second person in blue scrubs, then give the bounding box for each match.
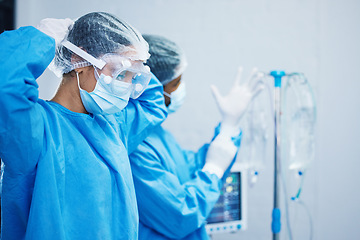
[129,35,262,240]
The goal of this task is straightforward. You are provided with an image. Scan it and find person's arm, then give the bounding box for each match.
[130,145,222,239]
[120,73,167,154]
[184,123,242,177]
[0,26,55,173]
[182,144,210,177]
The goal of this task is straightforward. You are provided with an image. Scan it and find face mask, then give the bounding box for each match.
[164,81,186,114]
[76,72,131,115]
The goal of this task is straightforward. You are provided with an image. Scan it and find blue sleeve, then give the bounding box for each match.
[0,27,55,174]
[122,74,167,154]
[182,144,210,176]
[130,145,222,239]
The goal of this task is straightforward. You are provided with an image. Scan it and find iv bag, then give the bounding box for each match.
[236,74,272,175]
[282,73,316,171]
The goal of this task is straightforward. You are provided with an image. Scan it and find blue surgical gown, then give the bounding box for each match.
[0,27,167,240]
[129,125,241,240]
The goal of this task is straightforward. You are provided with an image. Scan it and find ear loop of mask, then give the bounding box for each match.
[76,71,82,90]
[75,68,106,92]
[163,91,171,98]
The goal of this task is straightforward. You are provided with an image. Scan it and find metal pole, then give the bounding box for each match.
[270,71,285,240]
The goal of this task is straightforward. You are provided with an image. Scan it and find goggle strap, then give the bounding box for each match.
[62,41,106,70]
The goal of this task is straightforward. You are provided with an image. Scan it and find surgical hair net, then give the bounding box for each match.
[142,34,187,85]
[49,12,150,77]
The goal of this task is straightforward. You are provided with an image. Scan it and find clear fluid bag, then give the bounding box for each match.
[282,73,316,171]
[236,73,273,185]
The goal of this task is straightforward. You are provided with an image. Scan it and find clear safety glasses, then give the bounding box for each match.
[62,41,151,99]
[94,54,151,99]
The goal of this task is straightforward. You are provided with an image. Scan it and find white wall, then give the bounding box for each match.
[16,0,360,239]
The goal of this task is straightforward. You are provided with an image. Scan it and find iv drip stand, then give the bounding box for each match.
[270,70,285,240]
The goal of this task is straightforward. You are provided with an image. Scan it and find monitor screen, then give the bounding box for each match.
[206,172,242,224]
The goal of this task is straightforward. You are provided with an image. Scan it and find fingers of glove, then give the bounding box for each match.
[244,67,261,88]
[251,82,265,100]
[233,66,244,87]
[210,84,224,106]
[236,67,256,89]
[249,70,266,92]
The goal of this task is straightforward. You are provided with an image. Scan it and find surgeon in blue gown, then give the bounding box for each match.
[0,13,167,240]
[129,35,262,240]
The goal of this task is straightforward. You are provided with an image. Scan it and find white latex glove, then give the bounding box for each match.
[37,18,74,45]
[211,67,265,137]
[202,133,238,179]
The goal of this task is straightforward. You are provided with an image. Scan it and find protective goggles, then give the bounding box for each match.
[62,41,151,99]
[95,54,151,99]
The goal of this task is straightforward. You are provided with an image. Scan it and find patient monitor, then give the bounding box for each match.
[206,164,247,234]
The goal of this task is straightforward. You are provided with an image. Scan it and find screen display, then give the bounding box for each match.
[206,172,242,224]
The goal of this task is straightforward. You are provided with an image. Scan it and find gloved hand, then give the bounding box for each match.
[202,133,238,179]
[211,67,265,137]
[37,18,74,45]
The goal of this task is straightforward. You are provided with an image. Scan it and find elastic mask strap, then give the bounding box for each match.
[76,71,82,90]
[163,91,171,98]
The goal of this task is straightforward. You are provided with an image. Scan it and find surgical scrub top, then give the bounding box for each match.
[0,27,167,240]
[130,125,238,240]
